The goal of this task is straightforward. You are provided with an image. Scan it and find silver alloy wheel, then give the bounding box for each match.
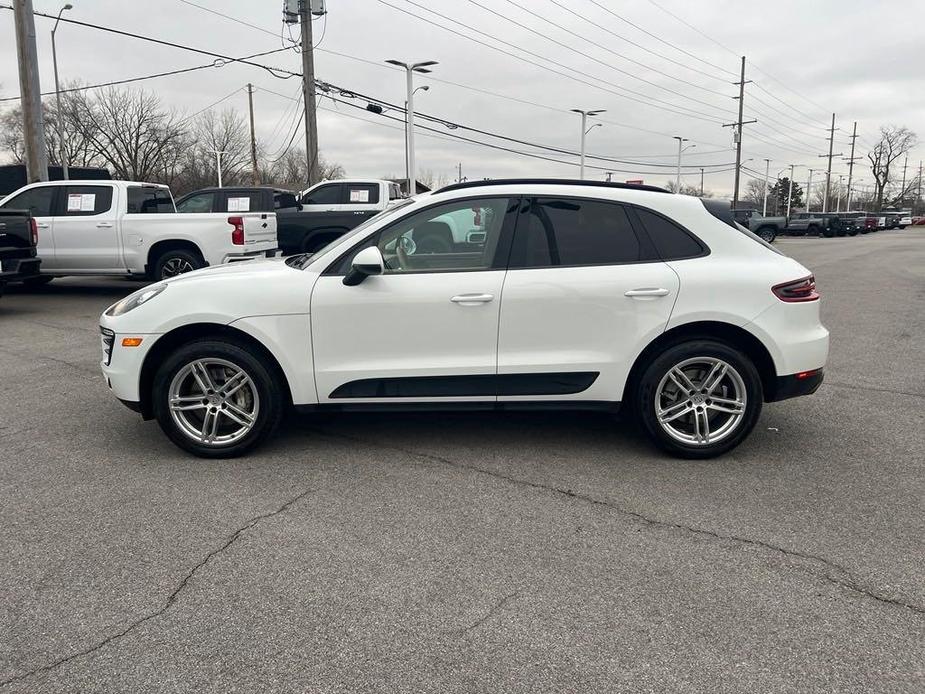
[168,358,259,447]
[654,356,747,446]
[161,257,195,278]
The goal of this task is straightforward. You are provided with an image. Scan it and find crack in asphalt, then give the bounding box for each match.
[824,381,925,400]
[450,592,520,635]
[0,345,98,380]
[310,428,925,618]
[0,489,313,690]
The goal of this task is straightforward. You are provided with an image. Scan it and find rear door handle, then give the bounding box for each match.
[96,222,114,228]
[624,288,670,298]
[450,293,494,304]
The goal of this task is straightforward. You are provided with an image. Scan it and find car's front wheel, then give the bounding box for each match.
[635,341,763,459]
[152,340,284,457]
[754,226,776,243]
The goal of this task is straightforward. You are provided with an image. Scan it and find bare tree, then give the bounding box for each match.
[868,126,917,212]
[70,87,187,181]
[663,180,707,197]
[168,107,251,195]
[261,148,344,191]
[742,179,767,208]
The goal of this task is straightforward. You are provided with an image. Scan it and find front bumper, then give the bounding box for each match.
[99,326,160,405]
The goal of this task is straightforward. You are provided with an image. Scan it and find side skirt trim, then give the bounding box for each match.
[328,372,599,399]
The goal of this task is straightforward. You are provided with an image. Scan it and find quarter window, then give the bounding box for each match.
[1,186,55,216]
[510,198,644,268]
[62,185,113,216]
[634,208,704,260]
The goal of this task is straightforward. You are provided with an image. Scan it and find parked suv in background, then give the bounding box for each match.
[175,186,300,214]
[100,180,828,460]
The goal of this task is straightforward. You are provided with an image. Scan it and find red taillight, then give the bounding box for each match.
[30,218,38,246]
[795,369,820,380]
[228,216,244,245]
[772,275,819,303]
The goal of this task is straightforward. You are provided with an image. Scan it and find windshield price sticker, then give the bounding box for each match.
[67,193,97,212]
[349,189,370,203]
[228,197,251,212]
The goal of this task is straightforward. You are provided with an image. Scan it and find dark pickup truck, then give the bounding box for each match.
[0,209,42,297]
[174,184,391,255]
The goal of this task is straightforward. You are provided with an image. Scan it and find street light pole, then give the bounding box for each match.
[210,149,227,188]
[403,86,428,194]
[387,59,438,194]
[673,136,687,192]
[571,108,605,180]
[762,158,771,216]
[50,3,72,180]
[806,169,814,213]
[786,164,795,219]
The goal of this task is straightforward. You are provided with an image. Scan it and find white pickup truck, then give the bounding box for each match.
[298,178,405,212]
[0,180,277,283]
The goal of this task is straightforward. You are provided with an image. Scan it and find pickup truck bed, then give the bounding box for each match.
[0,209,41,296]
[277,209,378,255]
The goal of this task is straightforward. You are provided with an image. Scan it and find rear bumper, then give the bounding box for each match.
[0,256,41,281]
[222,249,276,264]
[768,369,824,402]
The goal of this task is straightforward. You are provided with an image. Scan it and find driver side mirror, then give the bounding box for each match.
[343,246,384,286]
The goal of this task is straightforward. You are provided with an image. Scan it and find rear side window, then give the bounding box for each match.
[634,208,704,260]
[345,183,379,205]
[224,192,262,212]
[127,187,174,214]
[302,183,342,205]
[510,198,644,268]
[1,186,55,216]
[62,185,113,216]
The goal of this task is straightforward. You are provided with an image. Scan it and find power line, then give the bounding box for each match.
[177,87,244,124]
[467,0,733,112]
[0,47,296,103]
[377,0,729,124]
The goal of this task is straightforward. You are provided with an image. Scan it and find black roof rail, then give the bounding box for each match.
[436,178,670,194]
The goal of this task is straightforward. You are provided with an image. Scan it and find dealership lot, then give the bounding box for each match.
[0,231,922,692]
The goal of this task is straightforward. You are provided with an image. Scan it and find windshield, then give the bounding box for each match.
[294,197,417,269]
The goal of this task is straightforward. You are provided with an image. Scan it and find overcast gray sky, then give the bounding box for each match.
[1,0,922,196]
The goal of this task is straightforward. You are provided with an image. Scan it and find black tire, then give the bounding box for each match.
[21,275,54,287]
[821,227,835,238]
[807,224,821,236]
[152,339,285,458]
[846,227,859,236]
[152,248,204,281]
[635,340,763,459]
[755,226,776,243]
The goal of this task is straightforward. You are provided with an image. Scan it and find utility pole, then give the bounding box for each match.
[900,155,908,205]
[836,175,844,212]
[723,56,756,208]
[299,0,320,186]
[819,113,842,213]
[457,162,466,183]
[700,168,704,196]
[762,158,770,215]
[918,161,923,215]
[246,83,259,185]
[844,121,859,211]
[14,0,49,182]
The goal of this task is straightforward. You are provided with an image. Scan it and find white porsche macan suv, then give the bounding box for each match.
[99,180,828,459]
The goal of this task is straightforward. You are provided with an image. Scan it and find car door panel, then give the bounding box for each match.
[496,196,679,403]
[53,184,122,272]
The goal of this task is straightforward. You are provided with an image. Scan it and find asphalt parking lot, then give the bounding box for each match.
[1,230,923,693]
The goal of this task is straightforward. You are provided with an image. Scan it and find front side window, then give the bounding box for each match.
[1,186,55,216]
[127,187,174,214]
[62,185,113,216]
[176,192,215,213]
[302,183,342,205]
[510,198,643,268]
[275,192,299,209]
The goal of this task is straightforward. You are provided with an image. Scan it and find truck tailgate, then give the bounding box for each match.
[242,213,277,251]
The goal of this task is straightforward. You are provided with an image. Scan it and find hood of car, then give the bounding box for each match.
[162,257,293,285]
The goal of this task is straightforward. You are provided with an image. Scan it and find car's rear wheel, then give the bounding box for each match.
[808,224,821,236]
[846,227,859,236]
[822,226,835,238]
[754,226,776,243]
[636,340,763,459]
[153,249,204,281]
[152,340,284,457]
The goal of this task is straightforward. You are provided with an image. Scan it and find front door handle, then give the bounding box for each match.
[96,222,114,228]
[450,293,494,304]
[36,223,50,229]
[624,288,670,298]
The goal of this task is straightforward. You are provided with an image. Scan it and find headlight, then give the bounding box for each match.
[106,284,167,316]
